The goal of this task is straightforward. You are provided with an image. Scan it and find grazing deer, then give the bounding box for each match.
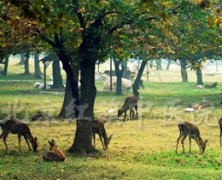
[176,122,207,154]
[43,139,65,162]
[219,118,222,146]
[0,118,38,152]
[118,95,138,121]
[92,118,112,151]
[204,82,218,88]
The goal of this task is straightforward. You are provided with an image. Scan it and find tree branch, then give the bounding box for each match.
[72,0,85,29]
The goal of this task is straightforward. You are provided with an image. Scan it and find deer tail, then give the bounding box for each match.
[178,123,184,134]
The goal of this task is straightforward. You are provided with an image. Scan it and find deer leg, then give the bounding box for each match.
[189,137,192,153]
[98,133,105,150]
[2,132,9,151]
[24,135,31,150]
[220,132,222,146]
[123,111,127,121]
[18,134,22,152]
[135,105,138,119]
[176,134,183,153]
[195,137,203,153]
[181,135,187,153]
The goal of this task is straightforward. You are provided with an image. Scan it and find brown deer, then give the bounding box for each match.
[0,118,38,152]
[219,118,222,146]
[31,111,49,121]
[176,122,207,154]
[204,82,218,88]
[192,101,212,110]
[43,139,65,162]
[92,118,112,151]
[118,95,138,121]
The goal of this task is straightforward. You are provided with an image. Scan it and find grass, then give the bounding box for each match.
[0,62,222,179]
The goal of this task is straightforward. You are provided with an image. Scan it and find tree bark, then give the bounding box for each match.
[59,64,79,118]
[196,68,203,85]
[19,54,25,65]
[51,60,64,89]
[34,53,41,78]
[179,59,188,82]
[69,58,96,154]
[156,60,162,70]
[166,60,171,70]
[113,59,124,95]
[3,56,9,77]
[132,59,147,97]
[24,53,30,75]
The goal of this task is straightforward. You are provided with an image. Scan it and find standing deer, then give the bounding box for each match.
[43,139,65,162]
[219,118,222,146]
[92,118,112,151]
[0,118,38,152]
[176,122,207,154]
[118,95,138,121]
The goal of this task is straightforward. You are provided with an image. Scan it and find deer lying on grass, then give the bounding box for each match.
[192,101,212,110]
[43,139,65,162]
[118,95,138,121]
[92,118,112,151]
[204,82,218,88]
[176,122,208,154]
[219,118,222,146]
[0,118,38,152]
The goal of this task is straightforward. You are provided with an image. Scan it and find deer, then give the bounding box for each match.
[118,95,138,121]
[192,101,212,110]
[0,118,38,152]
[43,139,65,162]
[92,118,112,151]
[219,118,222,146]
[204,82,218,88]
[176,122,208,154]
[31,111,49,121]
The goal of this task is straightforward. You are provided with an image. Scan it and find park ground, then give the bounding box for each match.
[0,60,222,179]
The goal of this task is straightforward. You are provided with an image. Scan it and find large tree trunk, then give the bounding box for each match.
[59,64,79,118]
[179,59,188,82]
[69,57,96,154]
[132,59,147,97]
[122,61,130,79]
[166,60,171,70]
[24,53,30,75]
[51,60,64,89]
[3,56,9,77]
[196,68,203,85]
[113,59,124,95]
[34,53,41,78]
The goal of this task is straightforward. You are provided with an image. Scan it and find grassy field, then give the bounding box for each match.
[0,62,222,179]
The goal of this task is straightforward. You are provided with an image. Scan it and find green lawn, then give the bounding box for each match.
[0,69,222,179]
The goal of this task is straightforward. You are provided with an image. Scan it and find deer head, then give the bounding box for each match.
[201,140,208,153]
[105,134,112,149]
[48,139,57,150]
[32,137,38,152]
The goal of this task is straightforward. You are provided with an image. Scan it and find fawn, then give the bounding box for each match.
[118,95,138,121]
[43,139,65,162]
[219,118,222,146]
[0,118,38,152]
[92,118,112,151]
[176,122,207,154]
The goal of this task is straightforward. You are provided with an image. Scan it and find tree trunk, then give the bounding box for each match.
[196,68,203,85]
[51,60,64,89]
[122,61,129,79]
[69,58,96,154]
[166,60,171,70]
[19,54,25,65]
[132,59,147,97]
[24,53,30,75]
[179,59,188,82]
[59,64,79,118]
[113,59,124,95]
[156,60,162,70]
[3,56,9,77]
[34,53,41,78]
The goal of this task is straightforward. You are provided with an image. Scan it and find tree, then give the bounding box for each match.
[34,53,42,78]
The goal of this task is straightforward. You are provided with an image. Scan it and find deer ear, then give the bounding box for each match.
[109,134,113,140]
[34,137,37,142]
[205,140,208,144]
